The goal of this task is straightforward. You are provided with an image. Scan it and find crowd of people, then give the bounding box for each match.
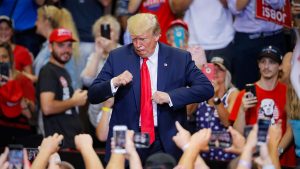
[0,0,300,169]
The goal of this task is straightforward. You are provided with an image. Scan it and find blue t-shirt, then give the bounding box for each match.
[0,0,38,31]
[289,120,300,157]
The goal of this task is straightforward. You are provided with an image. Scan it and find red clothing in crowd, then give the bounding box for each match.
[13,45,33,72]
[229,82,296,167]
[139,0,176,44]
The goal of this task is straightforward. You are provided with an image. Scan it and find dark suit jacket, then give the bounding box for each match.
[88,43,214,162]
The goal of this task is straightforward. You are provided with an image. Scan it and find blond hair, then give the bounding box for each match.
[127,13,161,36]
[37,5,80,60]
[286,82,300,120]
[92,15,121,42]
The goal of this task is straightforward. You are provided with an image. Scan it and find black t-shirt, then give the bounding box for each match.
[37,62,82,149]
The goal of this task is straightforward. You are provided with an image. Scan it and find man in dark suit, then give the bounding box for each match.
[88,13,214,163]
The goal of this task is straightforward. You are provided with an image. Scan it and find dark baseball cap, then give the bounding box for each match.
[258,46,283,64]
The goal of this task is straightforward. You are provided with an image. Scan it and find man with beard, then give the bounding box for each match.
[229,46,296,166]
[37,28,88,149]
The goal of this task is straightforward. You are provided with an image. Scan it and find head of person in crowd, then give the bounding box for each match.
[166,19,189,49]
[0,42,14,83]
[36,5,80,59]
[257,46,283,80]
[49,28,76,66]
[210,56,233,90]
[0,16,14,45]
[92,15,121,56]
[279,52,292,84]
[127,13,161,58]
[144,152,176,169]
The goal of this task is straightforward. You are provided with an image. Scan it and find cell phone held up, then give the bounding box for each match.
[101,24,111,40]
[113,125,127,154]
[208,131,232,149]
[201,63,215,82]
[245,83,256,98]
[8,144,23,169]
[134,132,150,148]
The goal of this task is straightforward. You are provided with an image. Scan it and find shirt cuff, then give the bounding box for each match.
[110,79,118,95]
[168,95,173,107]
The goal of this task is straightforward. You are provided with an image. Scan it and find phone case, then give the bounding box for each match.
[113,125,127,153]
[101,24,111,40]
[245,83,256,97]
[201,63,215,82]
[173,27,185,48]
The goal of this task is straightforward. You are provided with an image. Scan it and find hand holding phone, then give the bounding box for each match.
[201,63,215,82]
[113,125,127,153]
[8,144,23,169]
[101,24,111,40]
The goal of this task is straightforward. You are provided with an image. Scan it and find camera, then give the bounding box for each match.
[245,83,256,98]
[101,24,111,40]
[8,144,23,169]
[134,132,150,148]
[208,131,232,149]
[113,125,127,153]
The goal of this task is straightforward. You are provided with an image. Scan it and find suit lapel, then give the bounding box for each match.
[157,43,168,92]
[128,46,141,112]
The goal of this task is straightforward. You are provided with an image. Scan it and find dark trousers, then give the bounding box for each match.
[231,31,286,90]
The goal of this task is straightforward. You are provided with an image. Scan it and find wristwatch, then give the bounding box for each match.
[213,97,221,105]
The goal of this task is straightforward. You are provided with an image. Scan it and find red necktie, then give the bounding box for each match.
[140,58,155,144]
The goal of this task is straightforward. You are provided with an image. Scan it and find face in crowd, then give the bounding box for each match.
[258,57,280,80]
[49,41,73,65]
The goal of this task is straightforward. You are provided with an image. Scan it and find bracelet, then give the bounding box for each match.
[102,106,112,113]
[182,143,190,151]
[262,164,275,169]
[238,159,252,169]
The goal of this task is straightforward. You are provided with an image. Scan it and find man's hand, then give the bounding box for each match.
[172,121,191,151]
[241,92,257,111]
[112,70,133,87]
[190,128,211,152]
[72,89,88,106]
[225,126,246,154]
[152,91,170,104]
[75,134,94,152]
[39,133,64,156]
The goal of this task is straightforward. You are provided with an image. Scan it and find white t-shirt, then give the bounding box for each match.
[184,0,235,50]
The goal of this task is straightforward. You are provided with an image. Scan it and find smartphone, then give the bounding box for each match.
[244,125,253,138]
[173,27,185,48]
[257,119,271,145]
[101,24,111,40]
[8,144,23,169]
[201,63,215,82]
[208,131,232,149]
[0,62,9,82]
[26,148,39,163]
[113,125,127,153]
[134,132,150,148]
[245,83,256,98]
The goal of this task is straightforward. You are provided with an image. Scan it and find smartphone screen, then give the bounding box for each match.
[209,131,232,149]
[101,24,111,40]
[173,27,185,48]
[8,144,23,169]
[245,83,256,97]
[257,119,271,145]
[26,148,39,163]
[134,132,150,148]
[201,63,215,82]
[113,125,127,153]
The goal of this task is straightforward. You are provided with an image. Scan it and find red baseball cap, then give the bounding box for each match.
[0,80,23,118]
[49,28,76,43]
[167,19,189,32]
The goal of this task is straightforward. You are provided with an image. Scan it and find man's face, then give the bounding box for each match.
[49,41,73,64]
[131,31,160,58]
[258,57,280,79]
[0,22,13,44]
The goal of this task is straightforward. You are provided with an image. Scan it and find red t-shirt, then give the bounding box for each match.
[139,0,176,44]
[13,45,33,71]
[230,82,296,167]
